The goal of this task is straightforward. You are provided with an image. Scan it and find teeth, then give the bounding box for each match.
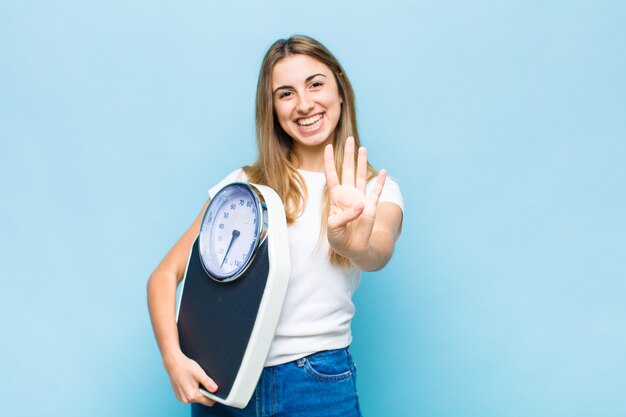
[297,114,322,126]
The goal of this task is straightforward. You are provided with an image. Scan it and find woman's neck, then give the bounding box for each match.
[292,139,332,172]
[295,155,324,172]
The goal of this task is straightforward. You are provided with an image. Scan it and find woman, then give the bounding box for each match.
[147,35,404,416]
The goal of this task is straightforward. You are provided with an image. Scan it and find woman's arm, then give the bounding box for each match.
[147,198,218,406]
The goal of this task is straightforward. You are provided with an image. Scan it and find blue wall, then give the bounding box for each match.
[1,1,624,416]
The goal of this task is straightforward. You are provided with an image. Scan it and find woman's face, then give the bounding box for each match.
[271,54,343,152]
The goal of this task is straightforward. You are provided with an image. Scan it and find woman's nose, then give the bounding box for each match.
[296,94,314,113]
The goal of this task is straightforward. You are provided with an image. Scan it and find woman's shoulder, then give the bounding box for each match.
[367,173,404,212]
[208,168,249,199]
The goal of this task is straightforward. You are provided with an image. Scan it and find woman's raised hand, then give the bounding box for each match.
[323,136,386,261]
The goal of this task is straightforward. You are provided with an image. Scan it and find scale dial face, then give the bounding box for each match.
[199,183,266,282]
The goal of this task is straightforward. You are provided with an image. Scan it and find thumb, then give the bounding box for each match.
[328,203,364,230]
[196,369,218,393]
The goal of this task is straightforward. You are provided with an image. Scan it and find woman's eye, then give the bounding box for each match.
[279,91,292,99]
[311,81,324,89]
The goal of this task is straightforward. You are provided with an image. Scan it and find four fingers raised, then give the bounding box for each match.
[325,137,387,208]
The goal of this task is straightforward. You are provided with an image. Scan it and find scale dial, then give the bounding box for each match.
[199,183,268,282]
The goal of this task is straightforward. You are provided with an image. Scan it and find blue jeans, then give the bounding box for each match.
[191,347,362,417]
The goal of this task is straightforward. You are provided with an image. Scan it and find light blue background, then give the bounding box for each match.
[1,1,625,416]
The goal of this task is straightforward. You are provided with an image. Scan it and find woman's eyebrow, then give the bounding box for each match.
[273,73,328,94]
[305,73,327,83]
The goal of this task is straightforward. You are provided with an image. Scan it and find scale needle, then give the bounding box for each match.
[221,229,240,268]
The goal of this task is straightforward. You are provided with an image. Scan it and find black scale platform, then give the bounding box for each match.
[177,238,270,399]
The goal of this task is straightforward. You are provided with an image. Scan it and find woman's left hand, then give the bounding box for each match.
[323,136,386,261]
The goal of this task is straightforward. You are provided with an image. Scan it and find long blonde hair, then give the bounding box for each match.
[243,35,376,267]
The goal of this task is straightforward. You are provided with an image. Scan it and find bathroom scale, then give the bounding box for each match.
[176,182,290,408]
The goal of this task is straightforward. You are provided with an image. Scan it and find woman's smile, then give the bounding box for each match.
[295,112,325,133]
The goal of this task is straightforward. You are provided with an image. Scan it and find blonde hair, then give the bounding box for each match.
[243,35,376,267]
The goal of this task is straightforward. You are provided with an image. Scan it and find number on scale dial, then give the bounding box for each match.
[199,183,265,282]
